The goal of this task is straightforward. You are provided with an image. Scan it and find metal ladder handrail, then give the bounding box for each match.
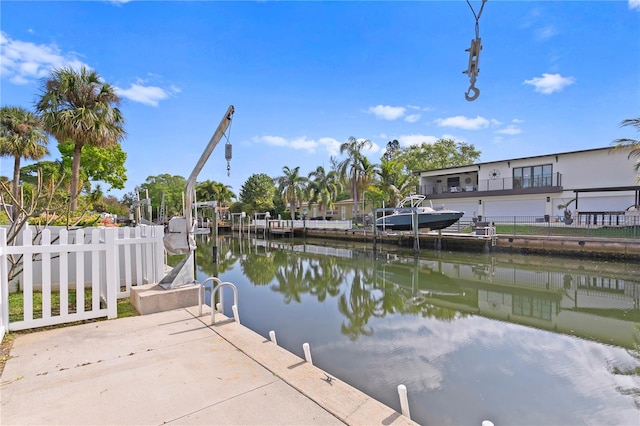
[198,277,240,325]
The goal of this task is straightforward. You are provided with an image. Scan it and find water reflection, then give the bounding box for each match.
[200,235,640,348]
[191,235,640,425]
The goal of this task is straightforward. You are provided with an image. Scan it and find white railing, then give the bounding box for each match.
[0,225,165,337]
[252,219,352,230]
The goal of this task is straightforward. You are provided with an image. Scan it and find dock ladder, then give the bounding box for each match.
[198,277,240,325]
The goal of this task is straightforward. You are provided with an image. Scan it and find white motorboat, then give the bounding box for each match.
[376,195,464,231]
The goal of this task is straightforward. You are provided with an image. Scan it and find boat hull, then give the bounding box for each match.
[376,211,464,231]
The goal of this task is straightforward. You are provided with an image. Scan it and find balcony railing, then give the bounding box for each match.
[422,173,562,196]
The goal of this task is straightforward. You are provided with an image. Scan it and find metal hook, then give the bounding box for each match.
[465,85,480,102]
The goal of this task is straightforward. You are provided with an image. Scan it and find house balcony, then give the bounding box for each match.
[419,173,563,200]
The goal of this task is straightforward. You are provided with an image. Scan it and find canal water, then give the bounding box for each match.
[192,234,640,425]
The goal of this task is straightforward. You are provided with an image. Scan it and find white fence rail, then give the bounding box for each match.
[252,219,353,230]
[0,225,165,338]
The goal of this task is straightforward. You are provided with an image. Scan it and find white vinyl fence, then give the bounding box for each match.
[0,225,165,339]
[252,219,353,230]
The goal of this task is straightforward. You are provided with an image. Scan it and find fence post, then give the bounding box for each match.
[0,228,7,341]
[104,228,118,319]
[154,225,165,283]
[23,227,33,321]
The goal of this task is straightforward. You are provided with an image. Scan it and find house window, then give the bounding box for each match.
[513,164,553,189]
[447,177,460,192]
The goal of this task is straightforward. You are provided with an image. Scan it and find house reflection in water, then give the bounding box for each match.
[368,250,640,349]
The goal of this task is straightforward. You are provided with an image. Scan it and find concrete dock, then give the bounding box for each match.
[0,307,417,426]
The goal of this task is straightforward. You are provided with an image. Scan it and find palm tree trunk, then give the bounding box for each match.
[70,143,83,211]
[12,157,21,221]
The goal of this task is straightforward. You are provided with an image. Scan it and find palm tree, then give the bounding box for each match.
[36,66,125,210]
[613,117,640,182]
[275,166,307,219]
[358,155,378,197]
[0,106,49,219]
[196,180,236,206]
[212,181,236,206]
[338,136,373,215]
[375,158,415,206]
[308,166,342,218]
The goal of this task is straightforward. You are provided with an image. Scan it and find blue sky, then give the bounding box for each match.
[1,0,639,200]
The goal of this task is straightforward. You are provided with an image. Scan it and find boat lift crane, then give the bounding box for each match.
[159,105,235,289]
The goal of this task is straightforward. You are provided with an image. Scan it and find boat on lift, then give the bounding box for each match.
[376,194,464,231]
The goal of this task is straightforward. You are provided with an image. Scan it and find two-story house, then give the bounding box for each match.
[415,147,639,221]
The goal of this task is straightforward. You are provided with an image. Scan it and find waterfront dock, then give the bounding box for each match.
[230,224,640,261]
[1,307,416,426]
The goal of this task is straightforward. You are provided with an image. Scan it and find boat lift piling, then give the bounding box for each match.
[374,205,425,255]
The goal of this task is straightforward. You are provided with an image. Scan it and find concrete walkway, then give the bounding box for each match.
[1,307,417,425]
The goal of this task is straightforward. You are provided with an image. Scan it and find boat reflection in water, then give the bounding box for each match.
[193,235,640,426]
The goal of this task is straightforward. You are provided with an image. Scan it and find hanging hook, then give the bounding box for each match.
[463,37,482,102]
[465,84,480,102]
[463,0,487,102]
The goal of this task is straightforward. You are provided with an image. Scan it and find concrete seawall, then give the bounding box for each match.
[296,229,640,261]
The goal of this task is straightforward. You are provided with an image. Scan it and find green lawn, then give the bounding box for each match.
[460,224,638,239]
[7,290,138,323]
[493,224,638,238]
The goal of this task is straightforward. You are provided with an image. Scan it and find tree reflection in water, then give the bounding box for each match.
[197,235,464,341]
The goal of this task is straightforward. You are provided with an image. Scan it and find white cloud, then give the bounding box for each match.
[253,135,377,157]
[435,115,492,130]
[404,114,420,123]
[289,136,318,152]
[258,135,288,147]
[318,137,341,157]
[524,73,575,94]
[512,118,525,124]
[364,140,381,155]
[496,125,522,135]
[367,105,406,120]
[0,31,88,84]
[397,134,439,147]
[252,135,320,155]
[630,0,640,11]
[535,26,557,40]
[115,83,171,107]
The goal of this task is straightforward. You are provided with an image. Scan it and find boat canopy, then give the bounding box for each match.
[398,195,427,208]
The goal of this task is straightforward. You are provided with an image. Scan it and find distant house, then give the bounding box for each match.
[415,147,640,221]
[299,198,373,221]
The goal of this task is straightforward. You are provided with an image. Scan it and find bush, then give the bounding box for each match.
[29,213,118,227]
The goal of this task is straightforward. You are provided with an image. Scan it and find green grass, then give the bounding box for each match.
[7,290,138,323]
[493,224,638,238]
[459,224,638,238]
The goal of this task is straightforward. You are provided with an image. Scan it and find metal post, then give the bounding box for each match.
[212,208,218,263]
[413,209,419,253]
